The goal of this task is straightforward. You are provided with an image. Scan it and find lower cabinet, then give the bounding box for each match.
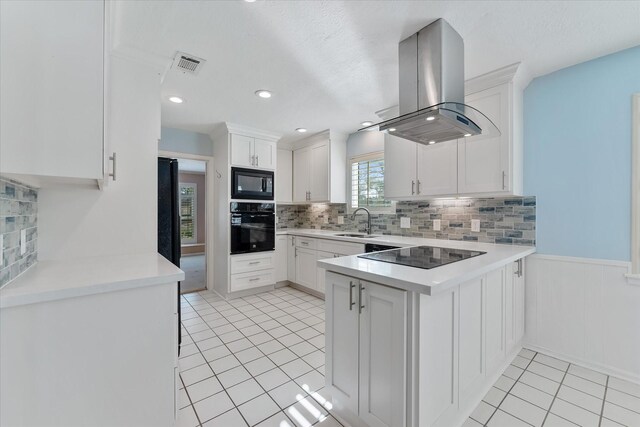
[326,272,407,427]
[295,247,317,289]
[275,235,287,282]
[287,236,296,282]
[229,252,275,292]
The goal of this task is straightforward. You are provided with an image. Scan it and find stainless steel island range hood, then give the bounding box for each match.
[362,19,499,145]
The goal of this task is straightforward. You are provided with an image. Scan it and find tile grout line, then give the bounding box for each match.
[598,375,609,427]
[482,349,538,427]
[539,359,572,427]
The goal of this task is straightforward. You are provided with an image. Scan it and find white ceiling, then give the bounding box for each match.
[178,159,206,173]
[113,1,640,143]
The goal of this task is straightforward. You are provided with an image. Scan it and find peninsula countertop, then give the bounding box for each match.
[0,253,185,308]
[277,228,535,295]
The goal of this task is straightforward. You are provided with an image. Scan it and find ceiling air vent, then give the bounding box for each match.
[172,51,206,75]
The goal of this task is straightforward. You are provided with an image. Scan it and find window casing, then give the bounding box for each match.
[350,152,395,214]
[180,183,197,244]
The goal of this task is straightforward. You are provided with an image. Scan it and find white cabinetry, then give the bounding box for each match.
[292,130,347,203]
[276,149,293,203]
[295,247,318,290]
[275,235,287,282]
[326,273,407,427]
[229,252,276,293]
[0,0,109,187]
[287,236,296,282]
[385,63,525,199]
[230,134,276,170]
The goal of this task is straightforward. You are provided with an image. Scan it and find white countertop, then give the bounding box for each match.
[0,253,185,308]
[278,228,535,295]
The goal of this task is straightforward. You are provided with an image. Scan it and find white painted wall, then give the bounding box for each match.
[38,55,162,260]
[159,127,214,157]
[525,254,640,383]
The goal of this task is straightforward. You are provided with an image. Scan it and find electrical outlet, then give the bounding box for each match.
[433,219,441,231]
[400,217,411,228]
[471,219,480,232]
[337,216,344,225]
[20,229,27,255]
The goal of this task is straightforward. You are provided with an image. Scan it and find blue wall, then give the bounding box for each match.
[524,46,640,261]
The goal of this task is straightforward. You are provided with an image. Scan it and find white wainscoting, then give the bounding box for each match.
[525,254,640,384]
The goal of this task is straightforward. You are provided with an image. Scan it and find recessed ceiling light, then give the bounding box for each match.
[464,133,472,137]
[296,128,307,133]
[388,128,396,132]
[361,121,374,127]
[168,96,184,104]
[428,140,436,145]
[255,90,272,99]
[426,116,435,121]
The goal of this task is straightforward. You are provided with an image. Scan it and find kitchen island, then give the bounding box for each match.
[318,240,534,427]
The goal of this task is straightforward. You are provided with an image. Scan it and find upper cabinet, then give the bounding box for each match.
[385,63,526,199]
[0,0,109,187]
[230,134,276,170]
[276,149,293,204]
[292,130,347,204]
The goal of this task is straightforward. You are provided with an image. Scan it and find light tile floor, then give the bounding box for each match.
[467,349,640,427]
[177,286,640,427]
[177,286,339,427]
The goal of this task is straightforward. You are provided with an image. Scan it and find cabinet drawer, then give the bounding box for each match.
[230,252,274,275]
[317,239,364,256]
[230,270,274,292]
[295,236,317,250]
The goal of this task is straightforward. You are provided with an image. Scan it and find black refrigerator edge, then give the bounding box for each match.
[158,157,182,354]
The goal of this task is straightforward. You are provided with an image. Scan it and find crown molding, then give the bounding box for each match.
[465,62,526,94]
[224,123,282,142]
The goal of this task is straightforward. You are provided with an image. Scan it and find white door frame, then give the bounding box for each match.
[159,150,215,292]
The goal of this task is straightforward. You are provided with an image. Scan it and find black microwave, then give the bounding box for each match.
[231,167,274,200]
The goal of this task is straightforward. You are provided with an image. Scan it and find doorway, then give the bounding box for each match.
[158,151,215,294]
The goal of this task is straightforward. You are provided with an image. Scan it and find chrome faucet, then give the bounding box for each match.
[352,207,372,235]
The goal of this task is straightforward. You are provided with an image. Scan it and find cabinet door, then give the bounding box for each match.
[309,143,329,202]
[416,139,458,196]
[254,138,276,170]
[230,134,254,168]
[458,85,510,194]
[276,149,293,203]
[458,277,486,407]
[0,0,104,180]
[287,236,296,282]
[294,247,317,290]
[358,281,407,427]
[485,268,506,373]
[325,272,359,417]
[293,148,310,203]
[275,236,287,282]
[315,251,335,294]
[384,134,417,199]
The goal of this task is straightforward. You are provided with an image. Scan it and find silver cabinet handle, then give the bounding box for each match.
[502,171,506,190]
[256,155,259,167]
[249,277,260,282]
[301,241,309,246]
[249,261,260,265]
[349,281,355,310]
[417,180,421,195]
[358,282,365,313]
[513,259,523,277]
[411,180,415,195]
[109,153,117,181]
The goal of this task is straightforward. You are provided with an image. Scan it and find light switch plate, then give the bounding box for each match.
[20,229,27,255]
[400,217,411,228]
[433,219,441,231]
[337,216,344,225]
[471,219,481,232]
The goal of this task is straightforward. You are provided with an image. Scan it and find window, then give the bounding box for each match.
[350,152,394,213]
[180,183,197,244]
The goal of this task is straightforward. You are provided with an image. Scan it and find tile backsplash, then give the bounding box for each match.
[277,197,536,246]
[0,177,37,286]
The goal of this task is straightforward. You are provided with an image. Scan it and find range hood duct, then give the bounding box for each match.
[363,19,498,145]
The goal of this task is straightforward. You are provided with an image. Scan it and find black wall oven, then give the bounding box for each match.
[231,167,274,200]
[230,202,275,255]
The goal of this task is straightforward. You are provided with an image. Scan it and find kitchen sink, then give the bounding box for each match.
[334,233,380,238]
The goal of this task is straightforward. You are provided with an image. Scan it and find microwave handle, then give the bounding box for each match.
[262,178,267,192]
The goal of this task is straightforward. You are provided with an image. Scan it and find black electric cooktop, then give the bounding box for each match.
[358,246,486,270]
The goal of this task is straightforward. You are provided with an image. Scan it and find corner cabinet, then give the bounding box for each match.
[0,0,111,188]
[384,63,525,199]
[292,130,347,203]
[326,273,407,427]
